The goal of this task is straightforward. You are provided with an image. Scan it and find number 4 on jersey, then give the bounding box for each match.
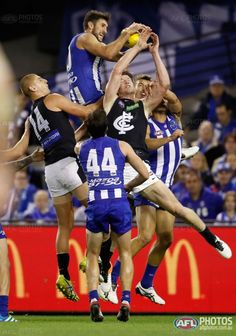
[35,108,50,132]
[86,147,117,176]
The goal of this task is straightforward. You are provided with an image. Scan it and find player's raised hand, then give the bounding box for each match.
[170,129,184,141]
[149,33,159,53]
[137,28,152,50]
[124,22,151,36]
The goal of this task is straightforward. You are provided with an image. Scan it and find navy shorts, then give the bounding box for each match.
[86,199,132,235]
[0,223,7,239]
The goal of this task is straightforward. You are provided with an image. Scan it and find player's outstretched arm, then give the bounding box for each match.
[104,28,151,113]
[78,23,148,62]
[3,147,44,171]
[164,90,182,120]
[44,93,101,120]
[0,119,30,162]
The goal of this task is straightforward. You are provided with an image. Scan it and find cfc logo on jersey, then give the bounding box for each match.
[113,112,134,134]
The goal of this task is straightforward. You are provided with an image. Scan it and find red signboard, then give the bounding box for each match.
[4,226,236,313]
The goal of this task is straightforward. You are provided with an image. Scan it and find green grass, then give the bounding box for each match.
[0,315,235,336]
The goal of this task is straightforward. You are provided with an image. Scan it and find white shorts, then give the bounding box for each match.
[123,162,159,194]
[45,157,86,198]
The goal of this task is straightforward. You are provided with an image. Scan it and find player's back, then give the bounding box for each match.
[67,34,104,105]
[79,136,127,203]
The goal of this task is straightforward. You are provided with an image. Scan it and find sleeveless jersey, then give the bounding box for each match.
[107,98,149,160]
[67,33,104,105]
[29,96,76,166]
[79,136,127,203]
[148,113,182,187]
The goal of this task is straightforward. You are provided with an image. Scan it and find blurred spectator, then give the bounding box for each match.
[23,190,57,224]
[210,162,236,198]
[180,169,223,220]
[191,120,218,154]
[189,75,236,129]
[7,170,38,220]
[214,191,236,226]
[8,93,30,147]
[226,153,236,183]
[74,206,86,223]
[213,104,236,143]
[72,197,86,223]
[171,161,190,199]
[211,132,236,172]
[189,152,214,186]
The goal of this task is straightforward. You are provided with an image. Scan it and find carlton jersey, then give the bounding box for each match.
[107,98,149,161]
[67,34,104,105]
[29,96,76,166]
[148,113,182,188]
[79,136,127,203]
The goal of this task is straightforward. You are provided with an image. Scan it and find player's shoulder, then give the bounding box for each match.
[44,93,62,104]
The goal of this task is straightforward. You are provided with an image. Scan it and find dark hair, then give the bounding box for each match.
[83,10,110,30]
[135,74,152,82]
[216,102,231,111]
[86,109,108,138]
[121,71,134,82]
[224,132,236,144]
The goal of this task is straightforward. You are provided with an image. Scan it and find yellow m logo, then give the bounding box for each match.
[165,239,201,299]
[7,238,26,298]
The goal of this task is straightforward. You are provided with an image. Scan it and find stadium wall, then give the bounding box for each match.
[5,226,235,313]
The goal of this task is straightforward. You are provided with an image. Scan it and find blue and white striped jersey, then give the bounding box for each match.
[67,34,104,105]
[148,113,182,188]
[79,136,127,203]
[214,211,236,225]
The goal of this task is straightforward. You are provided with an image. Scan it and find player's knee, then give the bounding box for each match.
[159,231,173,249]
[138,231,153,246]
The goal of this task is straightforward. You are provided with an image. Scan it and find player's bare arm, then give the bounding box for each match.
[149,33,170,90]
[104,28,152,113]
[145,124,184,151]
[77,23,148,62]
[164,90,182,120]
[3,147,44,171]
[0,119,30,162]
[44,93,100,120]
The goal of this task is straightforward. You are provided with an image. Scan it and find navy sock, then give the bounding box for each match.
[57,253,70,280]
[111,260,121,286]
[100,237,113,273]
[199,227,217,247]
[141,264,159,289]
[89,290,99,303]
[121,290,131,304]
[0,295,8,317]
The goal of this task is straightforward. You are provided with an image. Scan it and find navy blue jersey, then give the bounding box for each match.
[180,187,223,220]
[29,96,76,166]
[67,34,104,105]
[107,98,149,161]
[79,136,127,203]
